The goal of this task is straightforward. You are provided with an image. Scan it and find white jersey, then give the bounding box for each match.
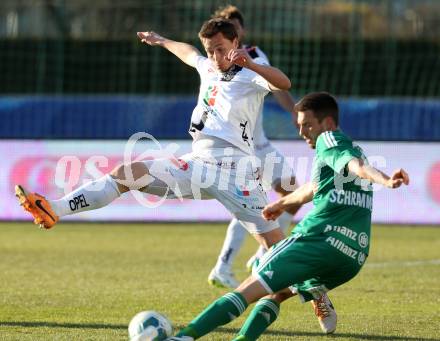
[190,54,271,156]
[253,111,268,148]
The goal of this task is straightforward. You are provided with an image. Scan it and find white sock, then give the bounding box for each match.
[50,175,121,217]
[278,212,292,234]
[214,218,247,273]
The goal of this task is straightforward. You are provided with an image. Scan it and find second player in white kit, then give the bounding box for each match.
[207,6,300,288]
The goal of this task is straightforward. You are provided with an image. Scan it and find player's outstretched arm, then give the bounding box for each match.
[137,31,201,68]
[348,158,410,189]
[226,48,291,90]
[273,90,295,113]
[262,182,314,221]
[272,90,298,126]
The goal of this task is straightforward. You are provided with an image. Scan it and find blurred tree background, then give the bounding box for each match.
[1,0,439,96]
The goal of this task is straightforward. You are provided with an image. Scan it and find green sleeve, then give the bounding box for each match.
[316,132,361,173]
[320,147,359,173]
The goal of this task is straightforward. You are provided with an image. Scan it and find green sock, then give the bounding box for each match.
[234,298,280,341]
[176,292,248,339]
[231,335,251,341]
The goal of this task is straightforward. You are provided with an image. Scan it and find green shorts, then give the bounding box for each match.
[254,233,366,302]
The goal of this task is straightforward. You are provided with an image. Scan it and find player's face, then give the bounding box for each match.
[202,32,239,72]
[297,110,325,149]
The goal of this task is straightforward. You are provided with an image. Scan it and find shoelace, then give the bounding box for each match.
[314,298,330,318]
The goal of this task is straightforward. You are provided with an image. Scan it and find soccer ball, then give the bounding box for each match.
[128,310,173,341]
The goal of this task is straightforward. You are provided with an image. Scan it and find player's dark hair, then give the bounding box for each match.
[294,92,339,126]
[212,5,245,28]
[199,18,238,42]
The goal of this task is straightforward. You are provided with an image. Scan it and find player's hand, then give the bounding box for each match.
[262,201,284,221]
[226,48,253,68]
[137,31,166,46]
[386,168,410,188]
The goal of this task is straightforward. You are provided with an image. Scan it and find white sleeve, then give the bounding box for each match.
[194,55,209,75]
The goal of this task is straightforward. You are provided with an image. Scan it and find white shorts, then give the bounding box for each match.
[255,142,296,191]
[142,152,279,234]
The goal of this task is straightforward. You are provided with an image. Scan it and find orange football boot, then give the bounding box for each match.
[15,185,59,229]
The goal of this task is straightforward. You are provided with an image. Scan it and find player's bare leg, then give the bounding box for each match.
[251,227,285,251]
[209,200,288,289]
[246,177,300,271]
[208,178,298,289]
[110,161,152,193]
[246,177,337,334]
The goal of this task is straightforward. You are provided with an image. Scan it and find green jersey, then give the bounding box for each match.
[294,130,372,255]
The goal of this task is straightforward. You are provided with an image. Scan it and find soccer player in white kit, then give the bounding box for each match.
[208,5,301,289]
[15,19,290,265]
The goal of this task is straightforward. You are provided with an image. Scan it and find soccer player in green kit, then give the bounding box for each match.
[165,92,410,341]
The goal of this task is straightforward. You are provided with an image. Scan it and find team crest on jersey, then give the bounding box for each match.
[203,85,218,106]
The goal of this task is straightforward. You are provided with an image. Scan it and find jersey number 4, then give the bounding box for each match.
[240,121,250,146]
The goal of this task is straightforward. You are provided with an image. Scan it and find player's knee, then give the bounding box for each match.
[257,228,285,249]
[237,276,271,305]
[131,162,150,182]
[271,288,294,303]
[110,162,150,193]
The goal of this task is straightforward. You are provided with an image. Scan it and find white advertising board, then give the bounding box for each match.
[1,139,439,224]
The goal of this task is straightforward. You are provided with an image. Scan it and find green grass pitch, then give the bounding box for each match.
[0,222,439,341]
